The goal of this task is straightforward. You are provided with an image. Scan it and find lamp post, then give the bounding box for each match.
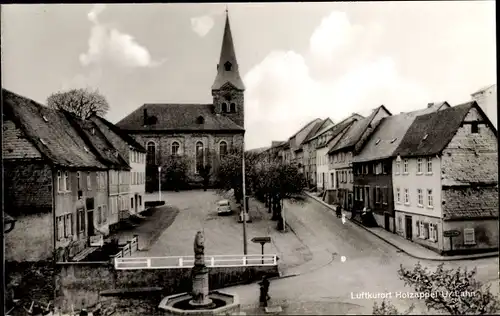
[242,149,248,255]
[158,166,162,201]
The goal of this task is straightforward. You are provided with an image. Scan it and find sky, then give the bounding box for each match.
[2,2,496,150]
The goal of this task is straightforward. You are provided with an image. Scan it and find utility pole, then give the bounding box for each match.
[242,148,248,255]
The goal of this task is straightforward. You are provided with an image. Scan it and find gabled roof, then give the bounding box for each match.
[353,104,446,163]
[394,101,495,157]
[303,118,333,143]
[212,11,245,91]
[2,89,106,169]
[65,113,131,170]
[318,117,359,150]
[91,115,146,152]
[290,118,322,140]
[116,103,244,132]
[329,105,392,154]
[471,83,496,96]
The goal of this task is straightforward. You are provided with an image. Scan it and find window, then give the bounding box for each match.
[224,61,232,71]
[102,205,107,223]
[426,157,432,174]
[419,221,425,239]
[78,209,85,233]
[139,196,142,206]
[350,170,353,183]
[383,187,388,205]
[404,188,409,205]
[471,122,479,133]
[429,223,437,242]
[57,171,63,192]
[57,216,64,241]
[147,141,156,164]
[417,189,423,207]
[76,172,81,190]
[416,220,420,237]
[131,197,134,208]
[382,162,388,174]
[464,228,475,245]
[219,141,228,157]
[396,187,401,203]
[87,172,92,191]
[403,159,409,174]
[195,141,204,173]
[63,171,70,191]
[230,103,236,112]
[171,141,180,155]
[395,160,401,175]
[222,103,228,113]
[96,172,100,190]
[97,206,102,224]
[427,189,433,208]
[417,158,423,174]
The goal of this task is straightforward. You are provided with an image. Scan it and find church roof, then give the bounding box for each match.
[212,11,245,91]
[116,103,244,132]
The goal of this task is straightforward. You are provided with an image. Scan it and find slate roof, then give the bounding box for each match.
[303,118,333,143]
[2,89,106,169]
[354,105,448,162]
[212,12,245,91]
[318,118,358,150]
[329,105,391,154]
[116,103,244,132]
[290,118,322,141]
[66,114,131,170]
[91,115,146,152]
[394,102,486,157]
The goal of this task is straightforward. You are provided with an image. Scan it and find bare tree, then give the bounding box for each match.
[47,88,110,119]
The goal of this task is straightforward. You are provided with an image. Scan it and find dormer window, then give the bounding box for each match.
[84,146,89,152]
[222,103,228,113]
[91,128,96,135]
[196,116,205,124]
[230,103,236,113]
[390,138,397,143]
[40,138,47,145]
[423,134,428,140]
[375,139,381,145]
[224,61,232,71]
[42,115,49,122]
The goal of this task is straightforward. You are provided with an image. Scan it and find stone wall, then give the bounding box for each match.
[55,262,279,312]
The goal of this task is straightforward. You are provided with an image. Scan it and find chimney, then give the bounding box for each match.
[143,109,148,126]
[427,102,434,108]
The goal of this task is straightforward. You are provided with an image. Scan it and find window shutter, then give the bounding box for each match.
[434,224,438,241]
[424,223,429,239]
[416,220,420,236]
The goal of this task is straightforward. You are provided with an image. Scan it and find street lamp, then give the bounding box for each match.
[241,149,248,255]
[158,166,162,201]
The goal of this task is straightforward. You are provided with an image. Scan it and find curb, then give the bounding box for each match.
[304,192,498,262]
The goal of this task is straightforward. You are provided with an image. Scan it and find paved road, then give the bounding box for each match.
[227,197,499,315]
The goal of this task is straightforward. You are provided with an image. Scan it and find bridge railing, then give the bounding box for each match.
[114,254,278,270]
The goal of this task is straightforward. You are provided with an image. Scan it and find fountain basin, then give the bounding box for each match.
[159,291,240,315]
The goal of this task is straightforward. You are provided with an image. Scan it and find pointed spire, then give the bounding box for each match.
[212,8,245,91]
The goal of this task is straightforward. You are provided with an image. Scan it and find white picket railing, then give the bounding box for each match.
[111,236,139,259]
[114,254,278,270]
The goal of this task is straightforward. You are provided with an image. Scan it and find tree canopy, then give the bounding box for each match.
[47,88,110,119]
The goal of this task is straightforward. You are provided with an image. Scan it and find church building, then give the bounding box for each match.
[116,11,245,189]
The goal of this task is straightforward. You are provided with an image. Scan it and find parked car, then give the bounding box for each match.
[217,200,232,216]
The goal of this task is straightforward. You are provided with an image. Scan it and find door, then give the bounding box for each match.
[384,214,390,232]
[87,211,95,237]
[347,193,353,210]
[322,173,325,188]
[405,215,412,240]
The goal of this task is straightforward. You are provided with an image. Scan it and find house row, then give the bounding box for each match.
[261,96,498,256]
[3,89,147,262]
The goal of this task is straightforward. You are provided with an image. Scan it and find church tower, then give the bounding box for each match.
[212,9,245,128]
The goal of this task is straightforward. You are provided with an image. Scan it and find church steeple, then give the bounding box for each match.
[212,9,245,91]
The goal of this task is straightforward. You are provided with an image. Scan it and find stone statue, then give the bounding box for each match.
[194,231,205,256]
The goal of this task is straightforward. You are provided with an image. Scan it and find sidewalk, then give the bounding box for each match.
[248,197,333,278]
[108,205,180,251]
[305,192,498,262]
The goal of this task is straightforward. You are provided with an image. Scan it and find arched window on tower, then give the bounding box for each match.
[195,141,204,174]
[171,141,180,155]
[147,141,156,165]
[222,103,228,113]
[219,141,228,157]
[230,103,236,113]
[224,61,232,71]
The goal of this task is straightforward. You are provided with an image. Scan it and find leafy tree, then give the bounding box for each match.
[47,88,109,119]
[372,300,414,315]
[161,155,191,191]
[374,262,499,315]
